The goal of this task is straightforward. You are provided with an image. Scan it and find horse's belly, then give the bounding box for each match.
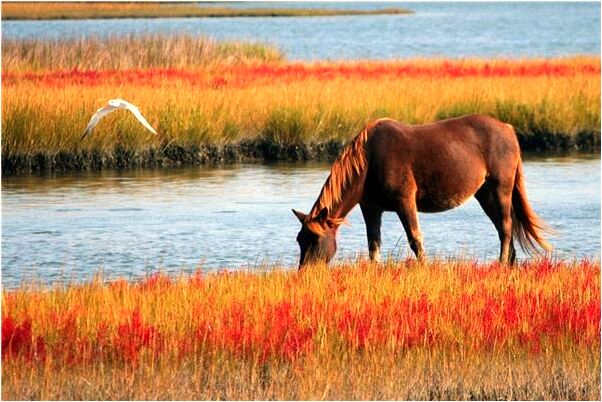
[416,193,473,212]
[415,171,486,213]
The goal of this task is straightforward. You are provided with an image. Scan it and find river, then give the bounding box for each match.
[1,2,600,287]
[2,2,600,60]
[2,155,599,287]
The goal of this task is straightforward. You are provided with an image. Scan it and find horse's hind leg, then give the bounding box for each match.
[360,204,383,262]
[475,181,516,264]
[396,197,425,262]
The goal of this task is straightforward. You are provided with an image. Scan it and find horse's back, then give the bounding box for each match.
[363,115,520,212]
[367,114,519,171]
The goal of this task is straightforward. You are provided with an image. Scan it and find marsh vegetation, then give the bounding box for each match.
[2,259,599,400]
[2,36,599,174]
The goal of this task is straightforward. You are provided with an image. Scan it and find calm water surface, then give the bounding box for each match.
[2,156,599,287]
[2,2,599,60]
[2,3,600,287]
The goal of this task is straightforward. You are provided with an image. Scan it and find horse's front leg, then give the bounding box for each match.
[396,197,425,262]
[360,204,383,262]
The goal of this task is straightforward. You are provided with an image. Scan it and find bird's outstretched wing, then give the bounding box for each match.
[80,105,117,139]
[117,100,158,136]
[80,99,158,139]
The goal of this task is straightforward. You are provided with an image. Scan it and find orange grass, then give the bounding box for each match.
[3,57,600,159]
[2,259,600,399]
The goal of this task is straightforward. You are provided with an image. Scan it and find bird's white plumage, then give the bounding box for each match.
[81,98,157,139]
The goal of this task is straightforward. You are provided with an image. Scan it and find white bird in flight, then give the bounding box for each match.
[81,98,158,140]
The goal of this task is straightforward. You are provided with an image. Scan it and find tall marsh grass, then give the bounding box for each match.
[3,63,599,154]
[2,36,600,173]
[2,35,284,71]
[2,259,600,400]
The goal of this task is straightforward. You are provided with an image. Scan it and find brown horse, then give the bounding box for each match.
[293,114,551,268]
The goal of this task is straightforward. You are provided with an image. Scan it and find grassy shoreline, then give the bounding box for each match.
[2,36,599,175]
[2,134,600,176]
[1,2,413,20]
[2,259,600,400]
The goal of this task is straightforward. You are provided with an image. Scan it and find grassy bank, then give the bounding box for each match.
[2,259,600,400]
[2,36,600,174]
[2,35,284,71]
[1,2,413,20]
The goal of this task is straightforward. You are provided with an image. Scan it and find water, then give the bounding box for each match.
[2,156,599,287]
[2,3,600,286]
[2,2,599,60]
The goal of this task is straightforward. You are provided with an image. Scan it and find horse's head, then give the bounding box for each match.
[292,207,344,269]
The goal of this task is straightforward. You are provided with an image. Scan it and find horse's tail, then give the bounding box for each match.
[512,157,553,254]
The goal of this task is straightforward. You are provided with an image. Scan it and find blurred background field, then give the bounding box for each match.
[1,2,413,20]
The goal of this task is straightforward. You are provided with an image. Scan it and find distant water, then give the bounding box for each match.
[2,156,600,288]
[2,2,600,60]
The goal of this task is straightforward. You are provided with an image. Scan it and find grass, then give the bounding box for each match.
[2,258,600,400]
[1,36,600,174]
[1,2,413,20]
[2,35,284,71]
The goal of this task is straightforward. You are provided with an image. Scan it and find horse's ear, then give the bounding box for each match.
[317,207,329,223]
[292,209,307,223]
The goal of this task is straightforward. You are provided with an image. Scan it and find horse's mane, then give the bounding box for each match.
[309,119,387,219]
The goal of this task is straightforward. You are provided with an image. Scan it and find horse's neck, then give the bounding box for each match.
[331,191,360,219]
[311,170,365,219]
[310,124,372,220]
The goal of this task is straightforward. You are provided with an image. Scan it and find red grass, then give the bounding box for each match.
[113,310,162,363]
[2,260,599,367]
[195,300,316,362]
[2,316,46,361]
[3,60,599,88]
